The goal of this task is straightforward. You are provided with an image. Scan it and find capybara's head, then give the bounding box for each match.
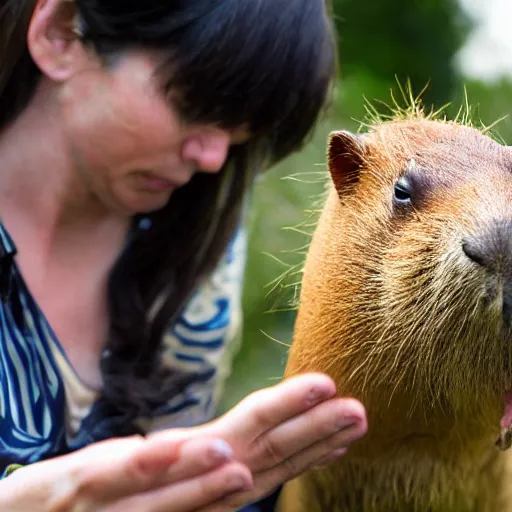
[287,115,512,441]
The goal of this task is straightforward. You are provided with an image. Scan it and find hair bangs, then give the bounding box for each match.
[76,0,336,163]
[157,0,336,163]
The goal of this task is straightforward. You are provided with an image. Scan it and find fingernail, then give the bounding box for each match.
[226,473,251,492]
[306,387,329,405]
[210,439,233,463]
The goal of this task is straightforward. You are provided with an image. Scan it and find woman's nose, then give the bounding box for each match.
[181,131,231,173]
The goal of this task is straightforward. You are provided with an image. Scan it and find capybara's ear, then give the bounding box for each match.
[328,130,365,196]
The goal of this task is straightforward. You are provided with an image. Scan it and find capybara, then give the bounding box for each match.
[278,111,512,511]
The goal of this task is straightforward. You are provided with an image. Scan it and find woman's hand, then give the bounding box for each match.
[0,435,252,511]
[0,373,366,512]
[151,373,367,511]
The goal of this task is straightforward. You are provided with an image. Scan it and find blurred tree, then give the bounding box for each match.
[331,0,473,108]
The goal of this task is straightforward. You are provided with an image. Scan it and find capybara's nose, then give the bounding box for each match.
[463,221,512,327]
[462,239,488,267]
[462,221,512,270]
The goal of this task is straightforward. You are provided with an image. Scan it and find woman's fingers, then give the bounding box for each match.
[45,436,239,509]
[164,438,234,482]
[246,397,366,471]
[199,397,367,511]
[214,373,336,442]
[199,421,363,512]
[6,435,251,512]
[106,461,253,512]
[255,413,366,488]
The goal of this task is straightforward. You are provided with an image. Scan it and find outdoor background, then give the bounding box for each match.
[218,0,512,413]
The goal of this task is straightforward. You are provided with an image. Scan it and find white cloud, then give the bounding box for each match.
[457,0,512,81]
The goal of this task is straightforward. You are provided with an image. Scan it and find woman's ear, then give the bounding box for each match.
[27,0,93,82]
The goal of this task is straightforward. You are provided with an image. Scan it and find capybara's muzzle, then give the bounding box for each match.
[462,220,512,328]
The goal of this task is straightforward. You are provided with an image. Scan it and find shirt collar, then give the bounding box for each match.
[0,222,17,260]
[0,223,17,299]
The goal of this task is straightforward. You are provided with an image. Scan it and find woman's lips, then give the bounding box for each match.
[136,171,189,191]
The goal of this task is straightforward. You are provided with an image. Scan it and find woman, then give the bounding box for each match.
[0,0,367,510]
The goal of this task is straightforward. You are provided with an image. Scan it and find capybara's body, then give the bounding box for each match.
[279,114,512,511]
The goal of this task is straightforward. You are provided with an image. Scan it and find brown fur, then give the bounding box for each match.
[278,116,512,511]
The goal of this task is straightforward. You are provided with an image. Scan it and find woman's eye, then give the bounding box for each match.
[393,177,412,205]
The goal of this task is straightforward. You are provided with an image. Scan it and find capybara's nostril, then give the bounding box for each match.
[462,223,512,270]
[462,239,488,267]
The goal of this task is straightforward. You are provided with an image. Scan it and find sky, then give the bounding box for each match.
[457,0,512,81]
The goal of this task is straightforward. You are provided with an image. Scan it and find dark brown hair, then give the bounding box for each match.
[0,0,337,425]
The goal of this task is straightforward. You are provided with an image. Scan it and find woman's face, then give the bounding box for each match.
[59,51,249,215]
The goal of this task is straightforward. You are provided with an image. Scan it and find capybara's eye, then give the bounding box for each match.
[393,177,412,205]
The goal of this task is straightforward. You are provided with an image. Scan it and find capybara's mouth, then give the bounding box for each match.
[458,280,512,451]
[496,391,512,450]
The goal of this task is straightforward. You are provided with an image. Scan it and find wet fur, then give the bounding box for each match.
[279,115,512,511]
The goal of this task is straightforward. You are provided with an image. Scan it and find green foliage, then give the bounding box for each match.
[331,0,473,108]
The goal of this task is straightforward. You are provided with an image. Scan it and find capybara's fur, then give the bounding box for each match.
[279,112,512,511]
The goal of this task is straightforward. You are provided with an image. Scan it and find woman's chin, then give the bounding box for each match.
[111,189,173,216]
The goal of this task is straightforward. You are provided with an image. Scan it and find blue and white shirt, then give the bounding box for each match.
[0,221,247,477]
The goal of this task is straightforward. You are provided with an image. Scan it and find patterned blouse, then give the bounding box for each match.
[0,220,247,477]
